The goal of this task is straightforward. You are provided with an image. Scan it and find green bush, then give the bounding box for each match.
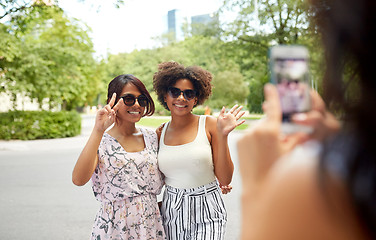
[0,111,81,140]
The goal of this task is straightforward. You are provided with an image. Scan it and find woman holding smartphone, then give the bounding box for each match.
[72,75,165,239]
[153,61,245,240]
[237,0,375,239]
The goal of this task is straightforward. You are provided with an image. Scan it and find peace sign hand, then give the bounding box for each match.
[94,93,123,133]
[217,104,246,136]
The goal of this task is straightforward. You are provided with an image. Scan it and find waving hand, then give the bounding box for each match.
[217,104,246,136]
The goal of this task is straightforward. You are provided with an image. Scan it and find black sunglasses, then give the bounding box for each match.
[167,87,197,100]
[120,94,148,107]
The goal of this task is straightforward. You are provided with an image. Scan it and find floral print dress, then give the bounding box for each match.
[91,127,165,240]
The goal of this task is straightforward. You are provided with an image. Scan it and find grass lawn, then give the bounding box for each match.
[137,117,170,128]
[235,123,249,130]
[242,114,264,120]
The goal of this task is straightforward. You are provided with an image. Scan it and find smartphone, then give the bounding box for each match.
[269,45,312,134]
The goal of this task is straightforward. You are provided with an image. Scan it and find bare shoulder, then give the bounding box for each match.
[243,146,368,240]
[204,115,217,130]
[155,122,167,140]
[203,115,217,141]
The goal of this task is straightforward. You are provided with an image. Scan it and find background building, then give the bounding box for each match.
[167,9,185,41]
[191,13,219,36]
[191,13,213,25]
[167,9,219,41]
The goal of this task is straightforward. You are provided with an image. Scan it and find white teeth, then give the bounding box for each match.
[128,111,140,114]
[175,104,185,108]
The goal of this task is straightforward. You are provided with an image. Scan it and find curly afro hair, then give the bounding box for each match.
[153,61,213,110]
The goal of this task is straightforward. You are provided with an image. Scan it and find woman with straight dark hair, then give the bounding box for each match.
[237,0,376,239]
[72,74,166,239]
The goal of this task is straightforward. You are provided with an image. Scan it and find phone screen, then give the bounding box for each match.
[273,57,311,121]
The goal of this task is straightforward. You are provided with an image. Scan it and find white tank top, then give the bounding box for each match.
[158,115,216,188]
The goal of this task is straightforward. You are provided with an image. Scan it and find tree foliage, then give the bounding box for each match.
[101,35,249,109]
[220,0,321,112]
[1,2,99,110]
[0,0,126,20]
[222,0,310,44]
[1,0,322,115]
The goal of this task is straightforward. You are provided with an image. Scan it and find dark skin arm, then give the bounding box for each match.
[207,105,245,186]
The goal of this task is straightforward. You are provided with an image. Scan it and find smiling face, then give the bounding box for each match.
[164,79,197,116]
[117,83,146,123]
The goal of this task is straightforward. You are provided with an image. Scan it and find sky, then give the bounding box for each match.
[59,0,224,58]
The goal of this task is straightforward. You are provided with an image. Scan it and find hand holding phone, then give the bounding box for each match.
[269,45,313,134]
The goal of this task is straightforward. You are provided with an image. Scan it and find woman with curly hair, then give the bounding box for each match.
[153,61,244,239]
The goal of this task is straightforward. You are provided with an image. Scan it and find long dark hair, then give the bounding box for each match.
[312,0,376,237]
[107,74,155,116]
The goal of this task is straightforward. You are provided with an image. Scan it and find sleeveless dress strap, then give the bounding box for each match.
[198,115,210,145]
[199,115,206,131]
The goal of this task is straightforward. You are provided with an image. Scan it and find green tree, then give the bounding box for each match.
[208,70,249,108]
[1,3,99,110]
[0,0,126,20]
[219,0,318,112]
[103,35,249,111]
[222,0,310,44]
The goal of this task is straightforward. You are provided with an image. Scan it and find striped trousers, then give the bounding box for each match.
[160,181,227,240]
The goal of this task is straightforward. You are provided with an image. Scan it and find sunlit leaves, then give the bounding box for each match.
[1,3,98,110]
